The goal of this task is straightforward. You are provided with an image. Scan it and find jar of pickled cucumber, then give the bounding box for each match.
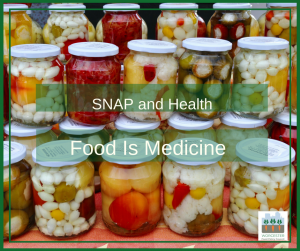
[232,37,289,119]
[165,113,216,144]
[31,140,96,238]
[47,4,89,63]
[112,114,163,162]
[163,138,225,236]
[10,44,65,127]
[26,10,44,44]
[4,121,57,167]
[156,3,206,59]
[123,39,177,122]
[216,112,268,186]
[58,117,110,193]
[228,138,296,237]
[178,38,232,120]
[3,4,32,65]
[3,141,34,239]
[289,50,297,114]
[99,138,161,236]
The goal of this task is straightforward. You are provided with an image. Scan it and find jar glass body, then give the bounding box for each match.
[99,161,161,236]
[4,10,33,65]
[32,20,44,44]
[163,160,225,236]
[102,11,142,63]
[66,55,121,125]
[289,52,297,114]
[3,65,9,125]
[178,49,232,120]
[31,160,96,238]
[209,10,252,58]
[228,159,296,236]
[47,11,89,63]
[123,50,177,122]
[3,159,34,239]
[10,55,65,126]
[156,10,206,58]
[216,124,268,185]
[233,48,288,119]
[257,12,266,36]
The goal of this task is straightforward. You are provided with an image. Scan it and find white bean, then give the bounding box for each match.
[44,66,60,79]
[38,191,54,202]
[40,172,54,185]
[70,201,80,211]
[72,217,85,226]
[53,172,64,185]
[22,67,38,77]
[59,203,71,214]
[53,226,65,237]
[75,190,85,203]
[43,202,59,211]
[69,210,80,223]
[60,21,67,29]
[80,222,90,232]
[39,205,52,219]
[68,34,79,40]
[67,21,79,28]
[64,223,73,236]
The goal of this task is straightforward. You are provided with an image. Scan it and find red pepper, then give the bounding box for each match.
[172,182,190,209]
[79,195,96,221]
[266,11,274,21]
[177,18,185,26]
[144,64,156,82]
[229,23,245,40]
[284,11,293,20]
[212,24,228,40]
[32,185,46,206]
[197,18,207,37]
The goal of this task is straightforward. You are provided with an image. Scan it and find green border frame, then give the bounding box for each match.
[0,0,298,248]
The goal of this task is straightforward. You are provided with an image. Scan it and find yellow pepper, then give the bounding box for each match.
[162,26,174,39]
[164,190,174,209]
[190,187,206,200]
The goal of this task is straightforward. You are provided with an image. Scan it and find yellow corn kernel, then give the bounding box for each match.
[164,190,174,209]
[190,187,206,200]
[245,197,260,209]
[270,24,283,36]
[188,12,197,24]
[50,209,65,221]
[162,26,174,39]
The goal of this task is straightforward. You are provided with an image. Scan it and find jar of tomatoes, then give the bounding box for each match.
[163,138,224,236]
[289,50,297,114]
[4,121,57,167]
[156,3,206,59]
[99,138,161,236]
[3,142,34,239]
[66,42,121,126]
[58,117,110,193]
[102,3,142,64]
[10,44,65,127]
[3,65,9,125]
[47,4,89,63]
[232,37,289,119]
[32,140,96,238]
[3,4,32,65]
[228,138,296,236]
[123,39,177,122]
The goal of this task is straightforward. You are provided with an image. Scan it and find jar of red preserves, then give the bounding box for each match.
[3,65,9,125]
[102,3,142,64]
[66,42,121,126]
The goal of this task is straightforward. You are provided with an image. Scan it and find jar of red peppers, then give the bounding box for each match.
[3,65,9,125]
[156,3,206,59]
[47,4,89,64]
[102,3,142,64]
[66,42,121,126]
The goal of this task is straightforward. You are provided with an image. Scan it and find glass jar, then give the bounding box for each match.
[123,40,177,122]
[58,117,110,193]
[102,3,142,64]
[228,138,296,237]
[99,138,161,236]
[3,142,34,239]
[257,4,270,37]
[26,10,44,44]
[165,113,216,144]
[216,112,268,186]
[112,114,164,162]
[88,21,96,42]
[66,42,121,125]
[3,4,32,65]
[47,4,89,64]
[178,38,232,120]
[3,65,9,125]
[4,121,57,167]
[10,44,65,127]
[289,51,297,114]
[163,138,225,236]
[156,3,206,59]
[209,3,253,58]
[31,140,96,238]
[232,37,289,119]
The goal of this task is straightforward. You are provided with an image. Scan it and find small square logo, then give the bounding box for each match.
[258,211,288,241]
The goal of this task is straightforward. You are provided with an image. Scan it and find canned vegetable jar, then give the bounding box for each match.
[3,142,34,239]
[178,38,232,120]
[10,44,65,127]
[66,42,121,126]
[228,138,296,236]
[31,140,96,238]
[156,3,206,59]
[232,37,289,119]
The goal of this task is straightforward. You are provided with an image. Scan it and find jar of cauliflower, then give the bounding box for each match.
[178,38,232,120]
[163,138,225,236]
[156,3,206,59]
[232,37,289,119]
[10,44,65,127]
[228,138,296,237]
[123,39,177,122]
[31,140,96,238]
[3,142,34,239]
[216,112,268,186]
